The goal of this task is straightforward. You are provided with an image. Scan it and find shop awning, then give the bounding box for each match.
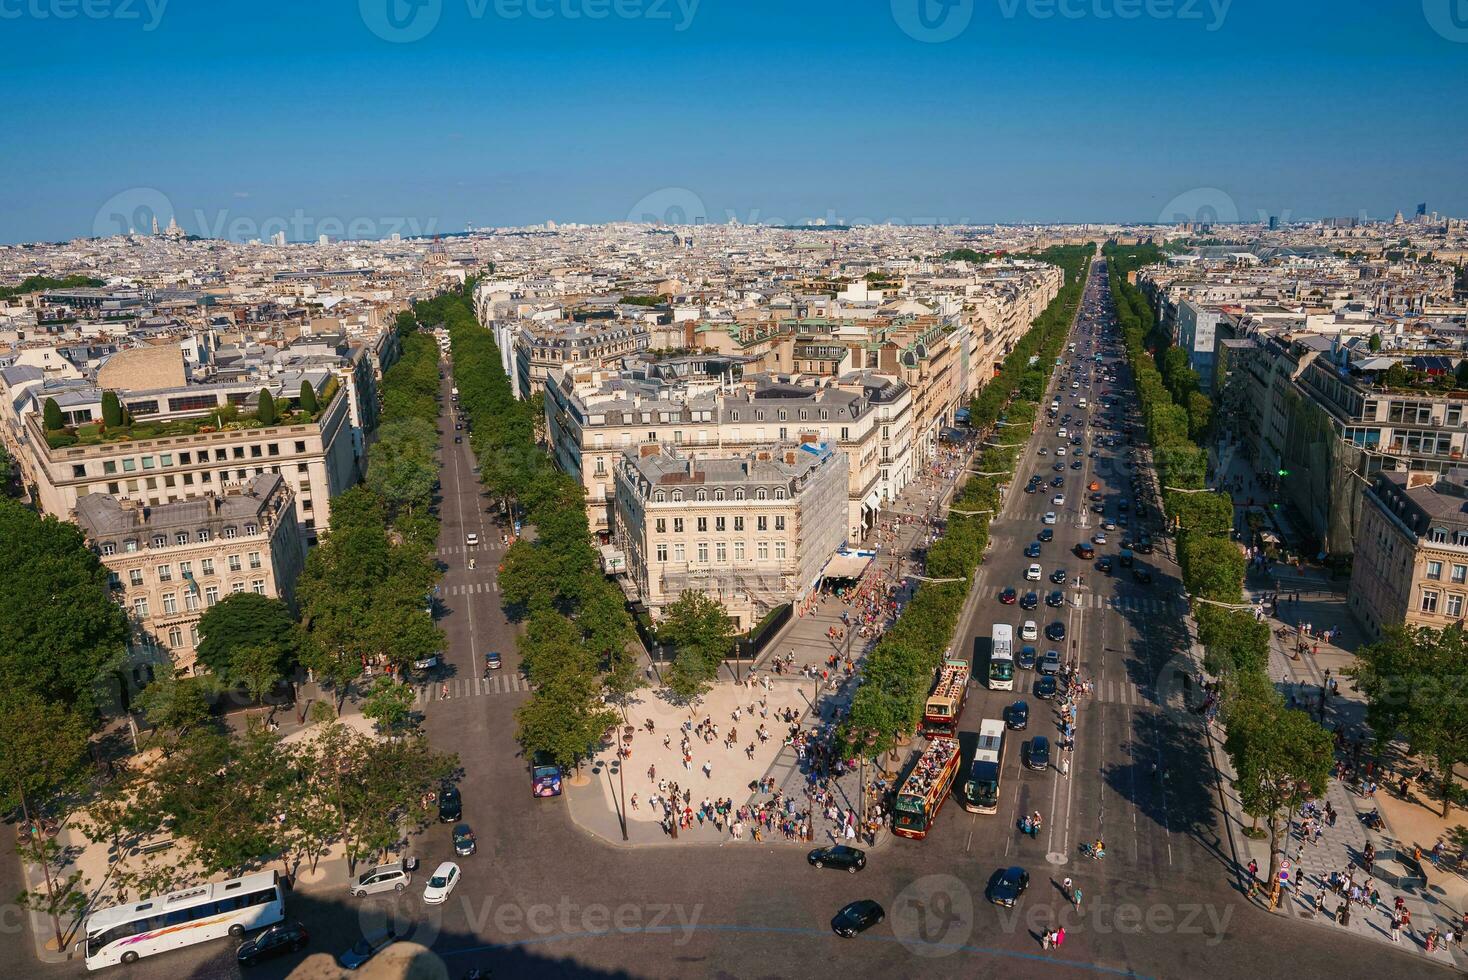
[824,550,875,580]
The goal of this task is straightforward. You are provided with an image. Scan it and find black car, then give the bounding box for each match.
[832,899,885,938]
[1075,543,1095,560]
[438,785,462,823]
[808,845,867,873]
[1071,460,1083,470]
[453,823,477,856]
[454,435,462,443]
[1052,462,1065,472]
[1050,476,1064,488]
[1026,737,1050,771]
[1049,567,1067,584]
[1025,542,1042,558]
[998,587,1017,605]
[1020,591,1039,610]
[1038,528,1053,542]
[1045,621,1066,641]
[988,866,1031,908]
[1133,568,1154,585]
[1007,700,1029,730]
[1098,556,1113,572]
[1046,590,1064,608]
[236,920,309,968]
[1036,675,1058,700]
[1137,535,1154,554]
[1018,645,1038,670]
[1024,483,1038,494]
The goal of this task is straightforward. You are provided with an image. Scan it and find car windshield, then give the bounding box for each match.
[430,874,450,887]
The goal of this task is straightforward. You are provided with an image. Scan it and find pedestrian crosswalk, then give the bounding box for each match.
[443,582,499,596]
[1077,594,1180,614]
[439,542,504,556]
[416,672,531,703]
[1091,679,1154,707]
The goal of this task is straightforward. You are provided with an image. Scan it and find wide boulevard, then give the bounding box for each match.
[2,257,1453,980]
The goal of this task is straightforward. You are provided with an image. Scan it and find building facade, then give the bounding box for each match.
[612,443,848,629]
[1349,471,1468,640]
[74,473,304,679]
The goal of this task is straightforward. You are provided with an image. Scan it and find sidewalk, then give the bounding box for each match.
[1207,437,1467,968]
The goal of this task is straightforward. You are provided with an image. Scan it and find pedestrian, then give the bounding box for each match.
[1054,925,1065,947]
[1073,886,1082,910]
[1060,757,1070,778]
[1391,915,1401,943]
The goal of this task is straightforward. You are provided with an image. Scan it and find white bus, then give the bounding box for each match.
[81,870,283,969]
[963,718,1007,814]
[988,624,1014,691]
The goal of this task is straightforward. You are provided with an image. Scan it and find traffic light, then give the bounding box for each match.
[1277,468,1289,477]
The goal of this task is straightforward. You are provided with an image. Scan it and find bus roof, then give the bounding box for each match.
[978,718,1006,740]
[84,870,278,934]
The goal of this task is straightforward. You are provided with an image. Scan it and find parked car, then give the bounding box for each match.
[987,866,1031,908]
[338,931,397,970]
[422,862,461,905]
[831,899,885,938]
[452,823,477,856]
[808,845,866,873]
[1026,736,1051,771]
[236,920,309,968]
[438,785,462,823]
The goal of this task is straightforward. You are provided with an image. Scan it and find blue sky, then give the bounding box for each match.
[3,0,1467,242]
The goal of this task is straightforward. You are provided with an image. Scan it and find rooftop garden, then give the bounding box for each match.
[42,377,338,450]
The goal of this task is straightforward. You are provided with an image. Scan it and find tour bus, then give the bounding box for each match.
[988,624,1015,691]
[963,718,1007,814]
[81,870,283,969]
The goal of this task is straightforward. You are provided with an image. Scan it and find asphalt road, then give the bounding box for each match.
[5,260,1457,980]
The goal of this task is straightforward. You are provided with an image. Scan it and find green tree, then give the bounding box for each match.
[658,591,734,679]
[361,677,416,735]
[101,390,123,427]
[366,418,439,524]
[195,592,299,679]
[1383,361,1410,388]
[43,397,63,430]
[256,389,277,426]
[135,674,215,754]
[230,644,284,716]
[298,380,319,415]
[514,673,616,772]
[1369,333,1382,353]
[0,500,128,719]
[0,692,93,950]
[1179,534,1246,601]
[1351,624,1468,817]
[1223,690,1333,890]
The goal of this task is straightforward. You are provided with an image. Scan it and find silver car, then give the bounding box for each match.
[349,861,410,897]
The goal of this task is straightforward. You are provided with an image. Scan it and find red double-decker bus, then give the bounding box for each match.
[921,658,970,736]
[892,735,960,840]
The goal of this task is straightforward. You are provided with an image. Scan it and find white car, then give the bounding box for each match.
[422,861,461,905]
[1056,448,1067,457]
[1092,533,1107,545]
[1026,563,1042,581]
[1104,521,1117,531]
[1052,495,1065,506]
[1043,512,1057,525]
[1057,428,1068,438]
[465,532,479,547]
[1021,620,1039,641]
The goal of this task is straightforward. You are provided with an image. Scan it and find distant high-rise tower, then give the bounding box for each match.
[318,234,329,246]
[1417,202,1428,217]
[151,215,160,235]
[1268,216,1279,230]
[272,230,287,246]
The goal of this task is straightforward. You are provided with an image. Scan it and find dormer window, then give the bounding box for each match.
[672,489,684,502]
[755,488,768,500]
[734,488,745,501]
[714,489,725,501]
[654,490,666,503]
[774,487,787,500]
[695,489,707,502]
[1431,527,1450,544]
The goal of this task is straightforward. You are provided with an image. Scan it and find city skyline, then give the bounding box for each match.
[3,1,1467,243]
